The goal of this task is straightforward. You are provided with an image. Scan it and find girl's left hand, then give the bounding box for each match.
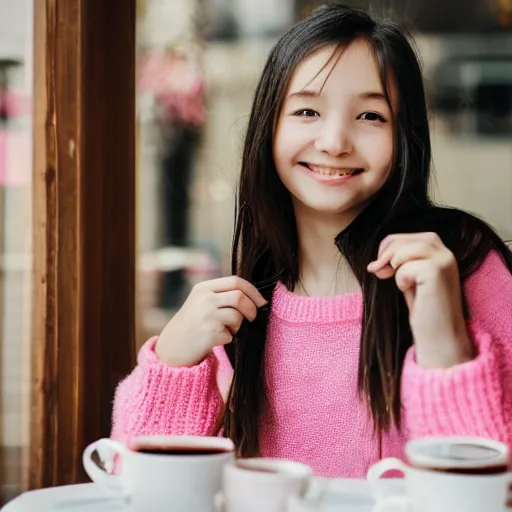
[367,232,476,368]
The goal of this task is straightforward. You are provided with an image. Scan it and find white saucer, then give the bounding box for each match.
[308,477,405,511]
[1,478,403,512]
[319,476,406,497]
[1,484,127,512]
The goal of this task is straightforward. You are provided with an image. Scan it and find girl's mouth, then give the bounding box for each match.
[300,163,365,177]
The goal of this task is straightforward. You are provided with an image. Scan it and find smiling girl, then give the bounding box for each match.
[111,3,512,478]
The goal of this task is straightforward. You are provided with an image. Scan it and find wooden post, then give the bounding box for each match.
[28,0,136,489]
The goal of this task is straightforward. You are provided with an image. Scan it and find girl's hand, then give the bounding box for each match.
[155,276,267,367]
[367,232,475,368]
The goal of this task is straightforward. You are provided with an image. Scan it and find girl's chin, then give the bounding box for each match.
[293,197,366,219]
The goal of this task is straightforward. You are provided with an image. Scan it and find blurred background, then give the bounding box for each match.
[135,0,512,343]
[0,0,511,503]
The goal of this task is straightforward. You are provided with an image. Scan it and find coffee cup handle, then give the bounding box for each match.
[372,496,409,512]
[82,438,129,497]
[367,458,407,481]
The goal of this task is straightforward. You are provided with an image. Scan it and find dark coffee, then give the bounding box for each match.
[413,463,509,475]
[236,464,279,474]
[410,441,509,475]
[416,442,503,461]
[136,446,230,456]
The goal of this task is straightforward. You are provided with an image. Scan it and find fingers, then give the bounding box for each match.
[216,308,244,337]
[215,289,258,322]
[394,259,425,293]
[368,241,433,277]
[377,232,442,255]
[213,325,236,346]
[201,276,268,308]
[375,254,440,311]
[367,233,448,279]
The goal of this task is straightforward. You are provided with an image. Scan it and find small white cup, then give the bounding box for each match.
[218,458,313,512]
[367,436,511,512]
[83,435,234,512]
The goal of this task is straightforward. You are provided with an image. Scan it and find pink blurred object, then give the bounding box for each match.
[0,130,32,186]
[0,89,32,186]
[1,89,31,119]
[184,252,222,287]
[138,51,205,127]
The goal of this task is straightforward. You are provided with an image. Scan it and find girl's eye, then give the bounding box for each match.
[358,112,386,123]
[293,109,319,118]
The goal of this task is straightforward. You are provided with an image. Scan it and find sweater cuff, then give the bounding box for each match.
[112,337,223,444]
[402,321,507,440]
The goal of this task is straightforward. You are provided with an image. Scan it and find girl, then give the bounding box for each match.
[112,3,512,478]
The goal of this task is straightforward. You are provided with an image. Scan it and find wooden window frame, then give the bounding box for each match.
[27,0,137,489]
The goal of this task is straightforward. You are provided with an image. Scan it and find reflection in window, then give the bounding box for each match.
[0,0,34,504]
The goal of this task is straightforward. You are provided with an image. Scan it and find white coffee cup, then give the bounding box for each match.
[217,458,313,512]
[83,435,234,512]
[367,436,511,512]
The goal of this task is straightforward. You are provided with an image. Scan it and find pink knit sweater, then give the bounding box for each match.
[111,251,512,477]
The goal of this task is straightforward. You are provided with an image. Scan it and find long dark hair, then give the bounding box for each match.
[223,3,512,457]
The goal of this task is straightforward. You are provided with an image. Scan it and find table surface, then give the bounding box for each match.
[2,478,396,512]
[2,484,126,511]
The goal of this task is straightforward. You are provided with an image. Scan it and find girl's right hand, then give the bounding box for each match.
[155,276,267,367]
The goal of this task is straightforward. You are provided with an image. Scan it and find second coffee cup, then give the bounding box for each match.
[219,458,313,512]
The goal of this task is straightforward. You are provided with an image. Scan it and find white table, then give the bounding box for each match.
[1,484,126,511]
[1,479,402,511]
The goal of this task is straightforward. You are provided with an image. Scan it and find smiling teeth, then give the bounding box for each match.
[308,165,359,176]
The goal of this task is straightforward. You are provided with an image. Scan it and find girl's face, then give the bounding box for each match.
[273,40,395,225]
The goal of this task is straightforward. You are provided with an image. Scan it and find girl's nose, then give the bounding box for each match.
[314,119,353,157]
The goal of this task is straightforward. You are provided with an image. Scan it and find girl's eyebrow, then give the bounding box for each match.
[358,91,386,101]
[286,89,386,101]
[286,89,321,100]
